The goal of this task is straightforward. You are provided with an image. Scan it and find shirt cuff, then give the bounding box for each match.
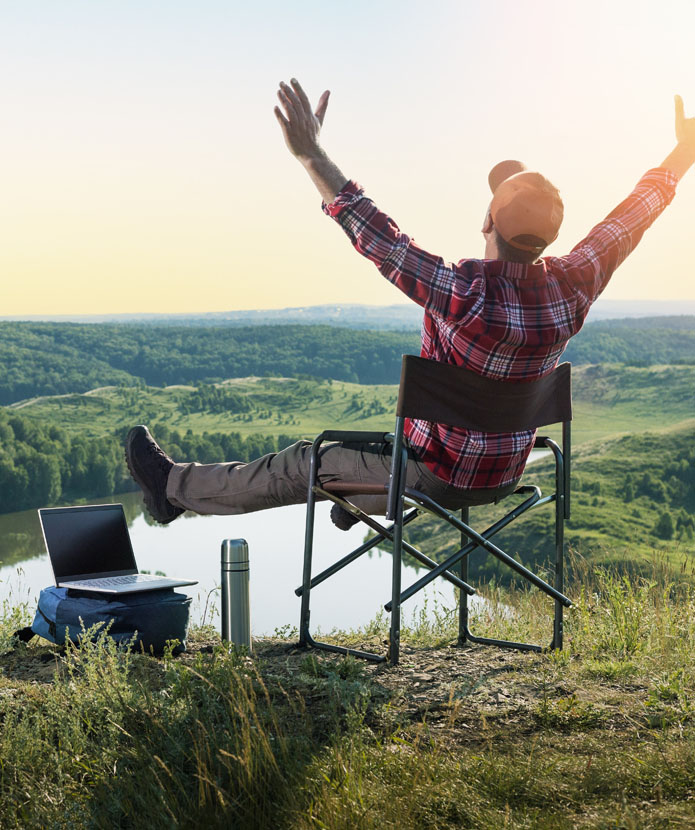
[322,180,365,218]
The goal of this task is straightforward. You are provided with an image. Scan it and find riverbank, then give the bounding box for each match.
[1,554,694,828]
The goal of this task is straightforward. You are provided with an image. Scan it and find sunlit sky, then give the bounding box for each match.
[2,0,695,315]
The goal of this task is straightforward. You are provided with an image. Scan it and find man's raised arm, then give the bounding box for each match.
[274,78,348,203]
[273,77,480,322]
[660,95,695,179]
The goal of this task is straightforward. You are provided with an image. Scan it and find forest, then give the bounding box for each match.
[0,315,694,404]
[0,406,295,514]
[0,322,419,404]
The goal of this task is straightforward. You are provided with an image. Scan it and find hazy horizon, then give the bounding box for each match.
[2,298,695,326]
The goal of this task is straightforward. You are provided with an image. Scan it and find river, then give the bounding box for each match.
[0,490,464,636]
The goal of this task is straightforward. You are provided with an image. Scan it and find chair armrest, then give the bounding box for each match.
[306,431,393,493]
[319,482,389,495]
[317,430,393,444]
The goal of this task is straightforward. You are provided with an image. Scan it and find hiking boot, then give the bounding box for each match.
[330,502,360,531]
[125,425,184,525]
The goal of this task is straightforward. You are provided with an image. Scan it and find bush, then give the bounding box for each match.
[654,511,675,540]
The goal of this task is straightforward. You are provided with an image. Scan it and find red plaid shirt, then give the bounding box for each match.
[323,169,678,489]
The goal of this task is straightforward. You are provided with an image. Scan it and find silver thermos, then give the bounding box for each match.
[220,539,251,651]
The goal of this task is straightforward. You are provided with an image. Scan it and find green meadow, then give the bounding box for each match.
[10,363,695,446]
[9,377,400,441]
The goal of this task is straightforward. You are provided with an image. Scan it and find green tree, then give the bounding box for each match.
[654,511,675,540]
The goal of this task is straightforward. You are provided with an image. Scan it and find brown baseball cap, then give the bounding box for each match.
[488,160,563,253]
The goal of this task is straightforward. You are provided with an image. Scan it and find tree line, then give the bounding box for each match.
[0,408,298,515]
[1,317,694,404]
[0,322,419,405]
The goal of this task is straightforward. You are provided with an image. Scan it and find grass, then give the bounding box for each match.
[2,554,695,828]
[8,378,400,441]
[9,363,695,447]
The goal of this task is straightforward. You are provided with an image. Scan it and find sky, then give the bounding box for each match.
[2,0,695,315]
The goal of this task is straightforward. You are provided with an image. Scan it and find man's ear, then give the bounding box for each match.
[481,212,494,234]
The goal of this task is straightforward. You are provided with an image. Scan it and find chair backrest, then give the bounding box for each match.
[396,355,572,432]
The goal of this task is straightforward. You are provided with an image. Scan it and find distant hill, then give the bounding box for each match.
[0,323,420,405]
[3,298,695,328]
[563,317,695,366]
[1,304,424,330]
[4,363,693,524]
[12,364,694,449]
[0,315,693,405]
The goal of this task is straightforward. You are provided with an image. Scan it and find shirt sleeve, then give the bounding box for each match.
[549,169,678,306]
[323,181,483,322]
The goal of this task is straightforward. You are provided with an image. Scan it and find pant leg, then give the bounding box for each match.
[166,440,392,515]
[347,450,520,514]
[166,439,518,516]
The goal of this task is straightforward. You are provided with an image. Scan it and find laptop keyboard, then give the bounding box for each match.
[86,574,164,587]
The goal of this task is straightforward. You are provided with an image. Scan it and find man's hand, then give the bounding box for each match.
[274,78,348,203]
[274,79,330,162]
[661,95,695,179]
[675,95,695,151]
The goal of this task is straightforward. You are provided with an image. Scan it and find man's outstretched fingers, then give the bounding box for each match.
[277,85,298,122]
[675,94,685,142]
[290,78,313,116]
[274,105,289,128]
[280,81,303,117]
[315,90,330,126]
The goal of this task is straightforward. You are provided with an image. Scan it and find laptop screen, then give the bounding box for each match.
[39,504,137,580]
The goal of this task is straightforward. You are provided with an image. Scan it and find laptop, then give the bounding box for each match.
[38,503,198,594]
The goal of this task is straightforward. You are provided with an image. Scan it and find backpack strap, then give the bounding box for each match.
[12,626,35,643]
[36,603,57,640]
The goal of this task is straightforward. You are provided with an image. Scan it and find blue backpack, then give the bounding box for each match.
[16,586,192,655]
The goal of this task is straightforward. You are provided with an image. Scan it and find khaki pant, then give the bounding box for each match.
[167,440,518,516]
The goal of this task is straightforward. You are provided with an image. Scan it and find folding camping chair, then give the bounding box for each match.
[296,355,573,665]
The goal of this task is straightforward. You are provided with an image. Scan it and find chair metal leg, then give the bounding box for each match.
[297,433,569,661]
[388,445,408,665]
[298,444,320,649]
[552,442,566,650]
[404,491,571,608]
[303,637,387,663]
[299,487,387,663]
[460,446,569,653]
[458,506,470,646]
[295,507,421,597]
[457,505,545,652]
[298,460,387,662]
[298,433,403,664]
[304,487,475,600]
[386,487,542,610]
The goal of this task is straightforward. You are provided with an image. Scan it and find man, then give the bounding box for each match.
[126,81,695,527]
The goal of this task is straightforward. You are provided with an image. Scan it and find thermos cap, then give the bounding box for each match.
[221,539,249,566]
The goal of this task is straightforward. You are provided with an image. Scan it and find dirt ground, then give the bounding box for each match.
[0,632,630,750]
